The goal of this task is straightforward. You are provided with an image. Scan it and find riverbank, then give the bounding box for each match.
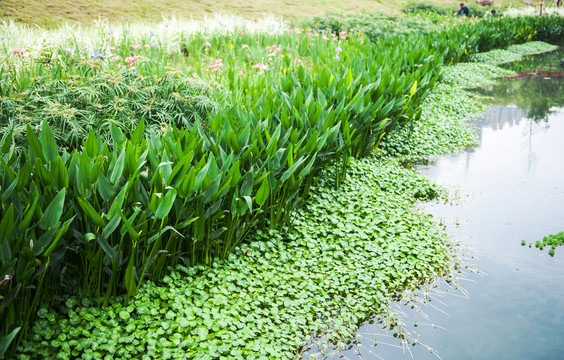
[18,42,562,359]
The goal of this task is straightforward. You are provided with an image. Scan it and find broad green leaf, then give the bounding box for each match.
[85,129,99,159]
[240,173,254,197]
[110,149,126,184]
[0,327,20,358]
[96,172,116,203]
[0,205,14,262]
[41,121,58,164]
[228,160,241,187]
[255,180,270,207]
[110,123,125,146]
[0,132,12,154]
[44,220,71,257]
[26,125,45,162]
[18,191,39,232]
[77,197,104,227]
[52,156,69,190]
[97,233,117,262]
[280,157,307,183]
[155,188,177,219]
[116,206,139,241]
[39,188,66,230]
[410,80,418,96]
[131,117,145,145]
[298,154,317,178]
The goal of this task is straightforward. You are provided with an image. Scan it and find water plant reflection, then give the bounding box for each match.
[473,64,564,121]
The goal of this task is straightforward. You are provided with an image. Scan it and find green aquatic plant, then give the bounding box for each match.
[17,157,456,359]
[506,41,559,56]
[440,63,516,88]
[469,49,523,65]
[521,240,526,246]
[542,231,564,256]
[527,232,564,255]
[3,11,564,355]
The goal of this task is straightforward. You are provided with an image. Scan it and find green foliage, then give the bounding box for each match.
[17,157,454,359]
[0,61,223,149]
[440,63,516,87]
[301,12,440,41]
[529,231,564,256]
[2,11,564,354]
[506,41,559,55]
[378,84,480,160]
[403,2,453,15]
[470,49,523,65]
[469,41,558,64]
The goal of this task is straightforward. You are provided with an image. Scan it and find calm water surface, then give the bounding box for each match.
[319,51,564,359]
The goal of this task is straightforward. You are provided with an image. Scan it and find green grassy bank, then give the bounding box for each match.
[1,10,564,357]
[15,43,560,359]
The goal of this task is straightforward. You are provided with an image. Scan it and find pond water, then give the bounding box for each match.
[310,49,564,359]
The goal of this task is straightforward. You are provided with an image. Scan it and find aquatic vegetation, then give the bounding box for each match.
[542,231,564,256]
[527,231,564,255]
[17,157,454,359]
[470,49,523,65]
[378,83,481,161]
[2,10,564,355]
[468,41,559,65]
[506,41,559,56]
[440,63,516,87]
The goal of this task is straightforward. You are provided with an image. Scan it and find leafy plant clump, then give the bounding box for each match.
[439,62,516,88]
[378,83,480,161]
[506,41,559,56]
[0,69,223,148]
[17,157,454,359]
[525,231,564,256]
[470,49,523,65]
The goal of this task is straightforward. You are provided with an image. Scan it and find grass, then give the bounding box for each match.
[0,0,528,27]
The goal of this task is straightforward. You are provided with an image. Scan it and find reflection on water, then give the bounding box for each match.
[309,50,564,359]
[473,45,564,122]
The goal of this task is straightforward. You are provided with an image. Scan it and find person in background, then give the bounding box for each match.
[455,3,470,16]
[488,9,502,17]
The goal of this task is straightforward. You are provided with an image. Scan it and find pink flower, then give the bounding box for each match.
[13,49,28,58]
[204,40,211,47]
[207,58,223,72]
[144,44,150,49]
[252,62,269,74]
[241,44,249,49]
[110,55,121,61]
[132,43,142,49]
[294,28,302,35]
[238,71,245,76]
[266,44,281,57]
[124,56,136,66]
